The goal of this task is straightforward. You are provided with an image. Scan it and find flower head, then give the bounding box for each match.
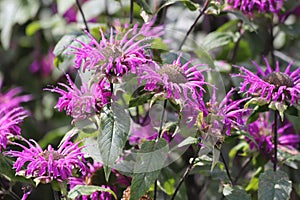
[235,58,300,106]
[0,107,29,151]
[72,20,162,79]
[0,83,30,151]
[226,0,285,15]
[138,55,207,107]
[46,74,111,121]
[0,82,31,111]
[5,136,86,183]
[247,113,300,155]
[206,88,249,136]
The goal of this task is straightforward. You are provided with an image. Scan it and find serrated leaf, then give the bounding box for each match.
[130,139,168,200]
[258,170,292,200]
[223,185,251,200]
[97,104,130,181]
[246,104,269,124]
[68,185,117,199]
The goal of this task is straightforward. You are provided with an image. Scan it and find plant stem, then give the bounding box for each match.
[273,111,278,172]
[229,21,243,64]
[268,19,275,67]
[76,0,90,32]
[130,0,134,24]
[220,150,233,185]
[178,0,210,50]
[171,144,201,200]
[233,157,252,185]
[154,99,168,200]
[53,189,60,200]
[158,100,168,138]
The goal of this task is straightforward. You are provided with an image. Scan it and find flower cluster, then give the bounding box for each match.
[138,55,207,107]
[247,113,300,155]
[71,20,163,80]
[0,83,31,151]
[5,136,86,183]
[47,74,111,121]
[226,0,285,15]
[235,59,300,106]
[206,88,250,136]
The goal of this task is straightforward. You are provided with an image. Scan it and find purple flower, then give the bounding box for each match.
[71,20,162,79]
[235,58,300,106]
[247,113,300,155]
[206,88,249,135]
[0,83,30,151]
[46,74,111,121]
[30,48,55,77]
[0,82,31,111]
[68,162,130,200]
[137,55,207,107]
[0,107,29,151]
[226,0,285,15]
[5,136,86,183]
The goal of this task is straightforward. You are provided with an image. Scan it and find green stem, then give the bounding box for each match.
[220,150,233,185]
[130,0,134,24]
[273,111,278,171]
[76,0,89,32]
[154,100,168,200]
[171,144,201,200]
[178,0,210,50]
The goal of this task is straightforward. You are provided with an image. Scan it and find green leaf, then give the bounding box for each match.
[258,170,292,200]
[202,32,234,51]
[25,21,41,36]
[268,101,287,121]
[156,0,200,14]
[229,142,249,167]
[177,136,198,148]
[130,139,168,200]
[223,185,251,200]
[68,185,117,199]
[246,104,269,124]
[134,0,153,14]
[97,103,130,181]
[129,93,154,107]
[53,33,86,56]
[211,147,220,171]
[224,10,257,32]
[0,154,34,184]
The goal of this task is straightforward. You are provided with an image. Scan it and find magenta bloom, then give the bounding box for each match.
[5,136,86,183]
[207,88,249,135]
[0,107,28,151]
[0,83,30,151]
[226,0,285,15]
[30,48,55,77]
[71,21,162,79]
[68,162,130,200]
[46,74,111,121]
[247,113,300,155]
[138,55,207,106]
[235,59,300,106]
[0,82,31,111]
